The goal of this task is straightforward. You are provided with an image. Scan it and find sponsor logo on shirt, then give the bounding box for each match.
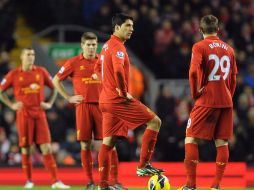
[59,66,65,74]
[21,83,40,94]
[116,51,124,59]
[30,83,40,90]
[0,78,6,86]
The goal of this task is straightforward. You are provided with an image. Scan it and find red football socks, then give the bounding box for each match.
[138,129,158,168]
[98,144,113,188]
[22,154,32,181]
[81,149,93,183]
[110,149,119,184]
[184,143,199,188]
[43,154,58,182]
[211,145,229,187]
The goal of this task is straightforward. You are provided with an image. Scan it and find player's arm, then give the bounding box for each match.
[189,44,203,100]
[112,49,128,97]
[0,89,23,110]
[0,73,23,110]
[52,75,83,104]
[230,52,237,97]
[92,56,102,80]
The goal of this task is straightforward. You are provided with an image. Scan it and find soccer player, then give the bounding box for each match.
[0,47,70,189]
[97,13,164,190]
[178,15,237,190]
[53,32,126,190]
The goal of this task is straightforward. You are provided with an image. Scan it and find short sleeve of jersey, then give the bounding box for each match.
[111,44,125,66]
[56,59,73,81]
[190,43,203,66]
[0,70,14,91]
[41,68,54,89]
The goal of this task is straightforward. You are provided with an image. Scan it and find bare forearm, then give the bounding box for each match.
[52,76,71,100]
[0,90,14,108]
[47,88,57,105]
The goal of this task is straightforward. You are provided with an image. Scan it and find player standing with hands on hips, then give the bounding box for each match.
[96,13,164,190]
[178,15,237,190]
[0,47,70,189]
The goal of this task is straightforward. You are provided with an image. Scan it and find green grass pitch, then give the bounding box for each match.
[0,187,253,190]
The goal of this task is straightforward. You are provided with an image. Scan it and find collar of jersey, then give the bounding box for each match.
[78,53,98,62]
[19,65,36,72]
[111,35,123,43]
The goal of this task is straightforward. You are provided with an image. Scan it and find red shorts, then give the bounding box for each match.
[100,99,155,137]
[16,109,51,147]
[76,103,102,141]
[186,106,233,140]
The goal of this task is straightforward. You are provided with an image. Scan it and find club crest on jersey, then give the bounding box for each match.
[0,78,6,85]
[80,65,85,70]
[36,74,40,81]
[59,66,65,74]
[116,51,124,59]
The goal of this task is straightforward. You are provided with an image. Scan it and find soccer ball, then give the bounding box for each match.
[148,174,170,190]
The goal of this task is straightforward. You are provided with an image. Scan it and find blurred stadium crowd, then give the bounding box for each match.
[1,0,254,166]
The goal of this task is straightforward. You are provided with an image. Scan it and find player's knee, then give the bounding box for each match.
[153,116,162,128]
[148,116,161,131]
[215,139,228,147]
[185,137,198,144]
[40,143,52,154]
[80,141,92,150]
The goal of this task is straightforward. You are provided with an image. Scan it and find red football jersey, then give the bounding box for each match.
[57,54,101,103]
[0,66,54,107]
[189,36,237,108]
[99,35,130,103]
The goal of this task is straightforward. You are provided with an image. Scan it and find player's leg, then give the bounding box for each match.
[21,146,34,189]
[211,139,228,190]
[80,140,95,190]
[181,106,219,189]
[77,103,95,189]
[98,136,118,189]
[92,104,127,189]
[36,113,70,189]
[211,108,233,189]
[138,115,161,170]
[39,143,70,189]
[182,137,199,189]
[16,111,34,188]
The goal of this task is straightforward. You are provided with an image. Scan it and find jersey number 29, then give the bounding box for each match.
[208,54,230,81]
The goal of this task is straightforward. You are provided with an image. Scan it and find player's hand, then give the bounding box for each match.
[40,102,52,110]
[67,95,84,104]
[91,73,98,80]
[126,92,133,100]
[116,88,133,102]
[195,86,205,99]
[11,101,23,110]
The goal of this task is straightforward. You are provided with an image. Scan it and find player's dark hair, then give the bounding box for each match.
[21,46,34,55]
[200,15,219,34]
[112,13,133,32]
[81,32,97,43]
